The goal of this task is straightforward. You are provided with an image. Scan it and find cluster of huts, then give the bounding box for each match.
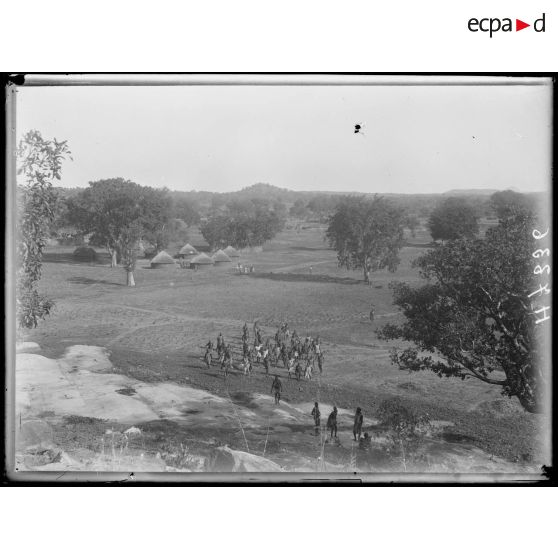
[150,243,241,269]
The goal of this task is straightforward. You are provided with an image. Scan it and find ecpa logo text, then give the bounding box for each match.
[468,13,545,37]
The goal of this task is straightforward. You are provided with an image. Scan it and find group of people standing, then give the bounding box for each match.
[312,403,364,442]
[272,322,325,380]
[203,321,325,381]
[236,263,255,274]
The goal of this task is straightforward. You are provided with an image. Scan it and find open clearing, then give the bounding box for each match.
[15,224,546,474]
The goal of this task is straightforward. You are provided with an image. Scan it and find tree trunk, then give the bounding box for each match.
[507,364,546,414]
[126,270,135,287]
[362,256,371,285]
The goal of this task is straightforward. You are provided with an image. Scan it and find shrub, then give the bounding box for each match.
[72,246,97,262]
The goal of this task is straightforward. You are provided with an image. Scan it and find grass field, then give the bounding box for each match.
[14,223,547,474]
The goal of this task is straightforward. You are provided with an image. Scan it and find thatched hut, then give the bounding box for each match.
[190,253,214,269]
[213,249,232,266]
[178,243,198,258]
[150,250,175,269]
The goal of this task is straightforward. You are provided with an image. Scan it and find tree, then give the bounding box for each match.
[491,190,532,221]
[404,214,421,238]
[133,186,172,252]
[377,397,431,471]
[67,178,171,285]
[325,195,406,284]
[428,197,479,242]
[200,203,285,250]
[170,197,200,228]
[16,130,71,329]
[289,198,307,219]
[379,210,549,413]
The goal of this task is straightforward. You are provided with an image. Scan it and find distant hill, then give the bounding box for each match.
[442,188,501,196]
[239,183,291,196]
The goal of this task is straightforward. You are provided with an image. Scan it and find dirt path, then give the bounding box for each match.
[269,259,336,273]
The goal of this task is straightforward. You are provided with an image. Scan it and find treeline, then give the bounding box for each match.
[49,180,546,254]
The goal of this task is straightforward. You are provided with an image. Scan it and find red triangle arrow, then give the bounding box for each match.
[516,19,530,31]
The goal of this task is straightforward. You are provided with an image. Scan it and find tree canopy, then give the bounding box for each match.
[427,197,479,242]
[379,209,549,413]
[171,197,201,228]
[490,189,533,221]
[16,130,71,328]
[67,178,172,283]
[325,195,407,283]
[200,199,285,250]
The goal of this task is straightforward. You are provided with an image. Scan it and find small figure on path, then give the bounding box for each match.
[304,360,313,380]
[311,402,321,435]
[353,407,364,441]
[327,406,338,439]
[271,374,282,405]
[369,305,375,322]
[204,347,212,369]
[263,354,270,375]
[295,361,303,382]
[221,355,231,377]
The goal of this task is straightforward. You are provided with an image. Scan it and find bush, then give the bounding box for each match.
[377,397,431,470]
[72,246,97,262]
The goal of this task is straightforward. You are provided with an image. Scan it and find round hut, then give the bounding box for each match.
[150,250,175,269]
[178,243,198,258]
[190,252,214,269]
[223,245,241,258]
[213,249,232,266]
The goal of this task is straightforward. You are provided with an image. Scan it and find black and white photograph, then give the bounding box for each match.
[5,74,553,482]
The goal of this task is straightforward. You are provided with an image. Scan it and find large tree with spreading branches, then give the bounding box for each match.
[325,195,407,284]
[379,209,549,413]
[67,178,172,286]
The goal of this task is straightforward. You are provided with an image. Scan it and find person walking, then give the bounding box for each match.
[311,402,321,435]
[263,354,270,375]
[353,407,364,441]
[204,347,212,369]
[271,375,282,405]
[327,406,338,439]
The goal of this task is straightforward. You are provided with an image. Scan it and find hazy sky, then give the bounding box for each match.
[16,82,552,194]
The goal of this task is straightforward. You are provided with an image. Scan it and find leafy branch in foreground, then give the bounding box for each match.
[379,210,548,413]
[16,130,71,329]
